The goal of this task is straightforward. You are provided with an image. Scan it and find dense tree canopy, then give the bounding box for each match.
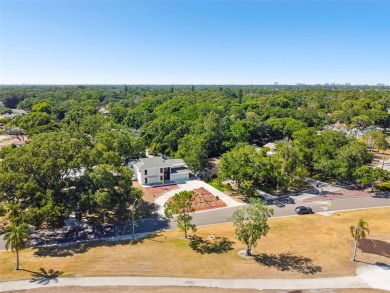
[1,84,389,220]
[0,127,144,228]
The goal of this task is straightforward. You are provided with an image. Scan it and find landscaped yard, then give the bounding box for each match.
[166,188,227,212]
[1,208,389,282]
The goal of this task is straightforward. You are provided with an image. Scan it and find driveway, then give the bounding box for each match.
[154,179,244,216]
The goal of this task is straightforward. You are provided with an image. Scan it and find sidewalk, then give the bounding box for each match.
[1,265,389,292]
[293,178,345,203]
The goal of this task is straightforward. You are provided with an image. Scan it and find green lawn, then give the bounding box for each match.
[207,182,224,192]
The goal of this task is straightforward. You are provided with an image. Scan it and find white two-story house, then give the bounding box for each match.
[132,157,190,185]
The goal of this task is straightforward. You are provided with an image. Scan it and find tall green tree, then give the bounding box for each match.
[177,134,209,173]
[31,102,53,114]
[4,223,30,270]
[143,115,189,155]
[351,115,373,130]
[219,144,260,193]
[362,130,389,153]
[354,166,389,191]
[164,191,196,239]
[350,219,369,261]
[230,198,274,256]
[15,112,57,135]
[88,164,141,220]
[0,131,89,227]
[109,105,128,124]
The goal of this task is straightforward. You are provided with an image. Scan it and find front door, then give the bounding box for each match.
[164,167,170,180]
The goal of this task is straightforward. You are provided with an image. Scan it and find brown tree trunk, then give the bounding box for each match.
[246,244,252,256]
[353,239,358,261]
[16,248,20,270]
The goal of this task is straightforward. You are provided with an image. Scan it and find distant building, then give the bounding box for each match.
[131,157,190,185]
[129,128,141,138]
[0,135,28,150]
[11,109,29,115]
[0,113,18,119]
[99,107,109,116]
[263,142,277,156]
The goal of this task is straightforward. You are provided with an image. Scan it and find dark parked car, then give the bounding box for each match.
[295,206,313,215]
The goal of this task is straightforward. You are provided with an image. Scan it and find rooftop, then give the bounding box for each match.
[133,157,172,170]
[133,157,186,170]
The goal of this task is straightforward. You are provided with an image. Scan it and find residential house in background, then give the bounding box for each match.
[129,128,141,138]
[98,107,109,116]
[263,142,277,156]
[131,157,190,185]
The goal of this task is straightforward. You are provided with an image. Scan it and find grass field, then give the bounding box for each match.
[1,208,389,282]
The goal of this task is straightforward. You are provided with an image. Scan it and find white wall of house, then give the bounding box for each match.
[137,167,164,184]
[135,168,142,183]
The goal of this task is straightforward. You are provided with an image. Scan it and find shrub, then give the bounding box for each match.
[0,202,8,217]
[375,182,390,191]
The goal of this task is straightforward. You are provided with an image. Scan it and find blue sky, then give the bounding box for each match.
[0,1,389,85]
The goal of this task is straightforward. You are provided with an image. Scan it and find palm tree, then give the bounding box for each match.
[4,223,30,270]
[350,219,369,261]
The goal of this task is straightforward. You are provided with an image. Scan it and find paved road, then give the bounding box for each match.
[1,196,389,251]
[1,264,390,292]
[190,196,390,227]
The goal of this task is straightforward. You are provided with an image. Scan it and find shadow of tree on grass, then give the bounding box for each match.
[22,268,63,285]
[254,252,322,275]
[359,239,390,258]
[189,235,234,254]
[33,233,163,257]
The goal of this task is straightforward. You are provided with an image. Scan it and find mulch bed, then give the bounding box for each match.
[359,239,390,258]
[167,188,227,212]
[132,181,179,203]
[192,188,227,211]
[143,185,179,198]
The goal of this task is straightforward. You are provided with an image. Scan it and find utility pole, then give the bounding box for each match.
[130,199,138,241]
[382,155,385,170]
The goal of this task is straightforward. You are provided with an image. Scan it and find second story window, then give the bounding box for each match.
[145,170,147,175]
[160,168,163,173]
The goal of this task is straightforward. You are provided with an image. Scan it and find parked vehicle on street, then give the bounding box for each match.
[295,206,313,215]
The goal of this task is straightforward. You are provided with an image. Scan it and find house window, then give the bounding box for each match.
[145,170,147,175]
[160,176,163,181]
[145,178,148,184]
[160,168,163,173]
